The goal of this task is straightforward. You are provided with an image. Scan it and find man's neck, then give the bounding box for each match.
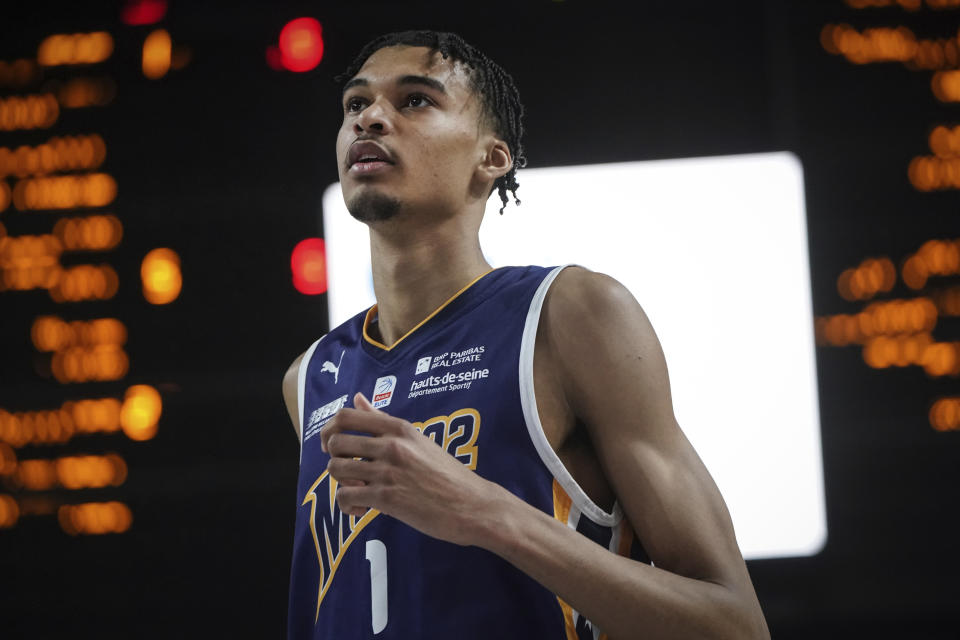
[367,213,490,347]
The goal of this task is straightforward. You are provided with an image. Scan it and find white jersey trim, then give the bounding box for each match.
[519,265,623,528]
[297,335,325,462]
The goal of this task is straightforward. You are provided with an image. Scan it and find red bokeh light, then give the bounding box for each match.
[291,238,328,295]
[121,0,168,26]
[265,45,283,71]
[278,18,324,72]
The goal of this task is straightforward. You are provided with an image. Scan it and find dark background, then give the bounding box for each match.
[1,1,958,637]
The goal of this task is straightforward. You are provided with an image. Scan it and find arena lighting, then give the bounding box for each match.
[322,152,826,560]
[142,29,172,80]
[120,385,161,441]
[121,0,168,26]
[140,247,182,304]
[278,18,324,72]
[265,46,283,71]
[291,237,328,294]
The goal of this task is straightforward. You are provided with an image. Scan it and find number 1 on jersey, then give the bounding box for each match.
[365,539,388,634]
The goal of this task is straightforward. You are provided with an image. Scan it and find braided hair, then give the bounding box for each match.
[336,30,526,214]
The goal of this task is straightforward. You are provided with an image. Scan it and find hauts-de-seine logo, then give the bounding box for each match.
[372,375,397,409]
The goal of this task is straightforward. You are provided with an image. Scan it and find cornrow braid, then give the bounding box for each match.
[336,30,526,214]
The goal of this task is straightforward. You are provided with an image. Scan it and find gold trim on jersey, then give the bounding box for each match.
[301,469,381,622]
[362,268,496,351]
[552,479,580,640]
[552,478,622,640]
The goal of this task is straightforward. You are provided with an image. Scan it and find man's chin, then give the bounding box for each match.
[345,189,402,223]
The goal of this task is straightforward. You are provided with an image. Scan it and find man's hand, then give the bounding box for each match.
[320,392,501,547]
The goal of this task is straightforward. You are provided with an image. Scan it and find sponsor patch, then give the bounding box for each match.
[304,394,348,442]
[423,345,486,372]
[415,356,432,375]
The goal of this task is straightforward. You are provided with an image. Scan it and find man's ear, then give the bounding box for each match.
[477,137,513,184]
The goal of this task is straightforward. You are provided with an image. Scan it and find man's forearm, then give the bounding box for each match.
[472,482,769,640]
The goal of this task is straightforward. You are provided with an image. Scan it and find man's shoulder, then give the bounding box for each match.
[546,266,641,324]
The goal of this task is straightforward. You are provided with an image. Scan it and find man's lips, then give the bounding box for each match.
[348,140,395,167]
[349,160,393,175]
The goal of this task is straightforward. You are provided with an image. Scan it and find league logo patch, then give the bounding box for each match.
[415,356,431,375]
[372,375,397,409]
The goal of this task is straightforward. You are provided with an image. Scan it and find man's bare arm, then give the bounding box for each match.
[478,267,769,639]
[282,351,306,440]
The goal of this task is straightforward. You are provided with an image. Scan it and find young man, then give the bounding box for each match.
[282,30,770,640]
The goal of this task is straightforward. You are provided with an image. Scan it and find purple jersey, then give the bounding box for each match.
[288,265,648,640]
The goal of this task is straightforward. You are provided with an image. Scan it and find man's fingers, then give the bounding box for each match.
[335,484,373,517]
[320,406,397,452]
[327,456,375,483]
[326,432,380,460]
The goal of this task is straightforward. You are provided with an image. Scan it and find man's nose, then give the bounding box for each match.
[354,98,391,134]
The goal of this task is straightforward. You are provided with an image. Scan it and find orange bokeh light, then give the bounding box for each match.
[58,501,132,535]
[0,442,17,475]
[929,125,960,158]
[816,297,937,347]
[32,315,127,352]
[121,385,162,441]
[0,494,19,528]
[12,172,117,210]
[933,70,960,102]
[53,214,123,251]
[836,257,896,301]
[47,264,119,302]
[0,93,59,131]
[0,59,38,88]
[55,77,117,108]
[930,397,960,431]
[37,32,114,66]
[51,344,129,384]
[141,247,182,304]
[0,398,123,449]
[142,29,172,80]
[0,134,107,179]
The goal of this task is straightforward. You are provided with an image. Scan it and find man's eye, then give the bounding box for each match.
[404,94,431,108]
[345,97,364,112]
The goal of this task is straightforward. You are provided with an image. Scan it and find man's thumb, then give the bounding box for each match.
[354,392,377,412]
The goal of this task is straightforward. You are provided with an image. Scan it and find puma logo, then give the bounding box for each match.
[321,350,345,384]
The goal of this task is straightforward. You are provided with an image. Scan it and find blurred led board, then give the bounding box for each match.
[322,152,825,560]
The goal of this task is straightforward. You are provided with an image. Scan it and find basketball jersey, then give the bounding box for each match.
[288,265,649,640]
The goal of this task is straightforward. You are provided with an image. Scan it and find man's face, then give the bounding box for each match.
[336,45,488,223]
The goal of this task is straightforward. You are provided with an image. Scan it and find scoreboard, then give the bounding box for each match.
[0,22,182,533]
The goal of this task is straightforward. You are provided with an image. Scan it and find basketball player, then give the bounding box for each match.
[282,30,770,640]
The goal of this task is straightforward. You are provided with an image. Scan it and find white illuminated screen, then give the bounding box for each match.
[321,152,826,560]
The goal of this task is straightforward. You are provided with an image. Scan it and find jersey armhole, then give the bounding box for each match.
[518,265,624,528]
[297,336,325,462]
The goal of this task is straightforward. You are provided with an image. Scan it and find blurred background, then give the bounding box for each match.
[1,0,958,637]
